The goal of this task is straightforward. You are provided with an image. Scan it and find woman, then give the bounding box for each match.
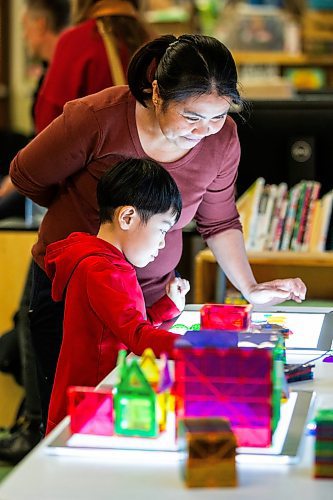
[10,34,306,424]
[34,0,152,132]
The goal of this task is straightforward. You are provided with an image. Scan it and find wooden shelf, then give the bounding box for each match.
[232,51,333,66]
[0,230,37,332]
[247,250,333,267]
[194,248,333,303]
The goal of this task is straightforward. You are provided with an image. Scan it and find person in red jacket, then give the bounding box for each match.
[45,158,189,433]
[34,0,152,132]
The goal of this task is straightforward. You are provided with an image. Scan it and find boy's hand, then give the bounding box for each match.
[166,277,190,312]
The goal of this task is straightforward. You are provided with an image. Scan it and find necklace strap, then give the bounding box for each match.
[88,0,137,20]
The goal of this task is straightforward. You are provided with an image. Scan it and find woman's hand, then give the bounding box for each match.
[246,278,306,306]
[166,277,190,312]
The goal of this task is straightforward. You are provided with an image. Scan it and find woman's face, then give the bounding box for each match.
[153,89,231,150]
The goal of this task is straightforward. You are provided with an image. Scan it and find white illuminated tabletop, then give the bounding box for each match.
[0,332,332,499]
[0,352,332,499]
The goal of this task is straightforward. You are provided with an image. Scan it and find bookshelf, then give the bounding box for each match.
[194,248,333,304]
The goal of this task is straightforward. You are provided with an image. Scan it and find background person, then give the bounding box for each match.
[34,0,152,132]
[10,33,306,430]
[0,0,71,219]
[0,0,71,465]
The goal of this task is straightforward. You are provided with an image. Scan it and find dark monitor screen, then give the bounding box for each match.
[230,98,333,196]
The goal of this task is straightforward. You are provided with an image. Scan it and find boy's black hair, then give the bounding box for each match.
[97,158,182,225]
[128,34,242,110]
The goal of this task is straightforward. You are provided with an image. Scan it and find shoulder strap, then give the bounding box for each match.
[96,18,126,86]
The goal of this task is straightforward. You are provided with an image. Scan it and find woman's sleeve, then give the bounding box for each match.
[195,116,243,240]
[86,266,177,358]
[9,100,101,207]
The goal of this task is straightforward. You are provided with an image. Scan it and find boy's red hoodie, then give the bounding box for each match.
[44,232,179,433]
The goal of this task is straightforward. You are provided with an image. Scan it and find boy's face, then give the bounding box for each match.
[123,208,177,268]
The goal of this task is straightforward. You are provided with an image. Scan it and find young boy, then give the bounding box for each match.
[45,158,189,433]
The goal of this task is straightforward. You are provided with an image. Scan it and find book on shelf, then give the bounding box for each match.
[280,183,301,251]
[272,194,289,251]
[325,204,333,251]
[236,177,265,250]
[308,199,322,252]
[237,177,331,253]
[252,184,277,251]
[290,181,312,252]
[266,182,288,251]
[301,181,321,252]
[316,191,333,252]
[307,191,333,252]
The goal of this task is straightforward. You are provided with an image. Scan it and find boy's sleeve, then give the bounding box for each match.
[146,295,180,327]
[86,265,177,358]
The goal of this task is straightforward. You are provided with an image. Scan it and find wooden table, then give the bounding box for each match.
[194,248,333,303]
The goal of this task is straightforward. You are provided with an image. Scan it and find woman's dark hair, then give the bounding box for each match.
[128,34,242,109]
[97,158,182,225]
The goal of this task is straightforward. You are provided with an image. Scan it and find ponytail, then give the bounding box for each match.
[127,34,176,107]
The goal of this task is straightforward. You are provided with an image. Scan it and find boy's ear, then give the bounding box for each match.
[118,206,138,230]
